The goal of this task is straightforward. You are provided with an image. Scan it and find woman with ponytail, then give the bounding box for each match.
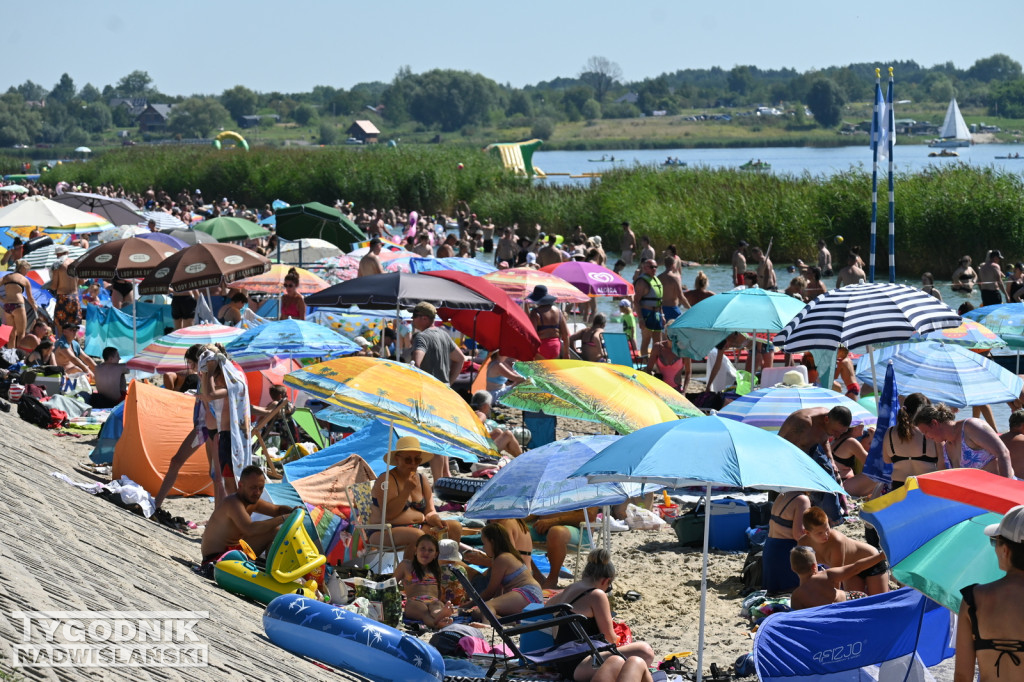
[545,549,656,681]
[280,267,306,320]
[914,403,1014,478]
[882,393,943,489]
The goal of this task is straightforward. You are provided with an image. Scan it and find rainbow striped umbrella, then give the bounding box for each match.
[231,264,329,295]
[921,319,1006,349]
[861,469,1024,612]
[483,268,590,304]
[284,357,498,461]
[125,324,244,373]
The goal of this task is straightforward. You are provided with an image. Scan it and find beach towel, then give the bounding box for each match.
[51,472,156,518]
[199,350,252,481]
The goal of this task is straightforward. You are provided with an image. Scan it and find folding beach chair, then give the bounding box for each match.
[345,480,402,574]
[602,332,641,369]
[453,569,621,681]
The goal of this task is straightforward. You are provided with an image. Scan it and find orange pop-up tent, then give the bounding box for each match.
[112,380,213,497]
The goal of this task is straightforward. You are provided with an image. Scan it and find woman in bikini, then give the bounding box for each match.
[2,259,38,349]
[914,403,1014,478]
[465,523,543,618]
[831,422,877,497]
[279,268,306,320]
[545,549,656,682]
[955,505,1024,682]
[951,255,978,294]
[527,285,568,360]
[645,338,691,391]
[570,313,608,363]
[368,436,461,558]
[763,490,811,594]
[882,393,942,489]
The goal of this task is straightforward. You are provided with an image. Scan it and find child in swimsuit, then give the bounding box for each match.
[465,524,544,619]
[789,545,887,610]
[394,535,455,629]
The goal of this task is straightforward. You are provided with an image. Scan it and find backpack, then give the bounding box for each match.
[740,546,763,595]
[18,395,52,428]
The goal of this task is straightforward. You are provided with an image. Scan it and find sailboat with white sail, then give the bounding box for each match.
[928,98,972,148]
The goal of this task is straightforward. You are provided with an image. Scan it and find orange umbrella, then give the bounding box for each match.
[232,264,329,295]
[246,356,301,407]
[483,268,590,304]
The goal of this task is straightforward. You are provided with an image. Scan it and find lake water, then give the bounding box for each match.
[533,144,1024,184]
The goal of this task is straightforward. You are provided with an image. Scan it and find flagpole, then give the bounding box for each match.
[887,67,896,284]
[869,68,882,284]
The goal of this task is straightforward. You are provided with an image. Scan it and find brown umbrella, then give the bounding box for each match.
[67,237,179,280]
[138,243,270,295]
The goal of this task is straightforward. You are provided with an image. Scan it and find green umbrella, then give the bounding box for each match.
[193,216,269,243]
[274,202,367,249]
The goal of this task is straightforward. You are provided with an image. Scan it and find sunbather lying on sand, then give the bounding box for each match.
[199,465,296,567]
[789,545,887,610]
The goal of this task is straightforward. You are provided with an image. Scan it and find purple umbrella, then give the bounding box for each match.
[540,261,635,297]
[138,231,189,249]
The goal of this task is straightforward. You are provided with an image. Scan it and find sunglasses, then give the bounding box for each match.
[284,283,296,289]
[991,536,1000,547]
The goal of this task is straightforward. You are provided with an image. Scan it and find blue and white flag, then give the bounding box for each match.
[871,81,890,162]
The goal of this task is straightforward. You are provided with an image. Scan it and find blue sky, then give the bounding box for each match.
[6,1,1024,95]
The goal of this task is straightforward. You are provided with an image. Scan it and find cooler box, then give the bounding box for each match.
[709,499,750,551]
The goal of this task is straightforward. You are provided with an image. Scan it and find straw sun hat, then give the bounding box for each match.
[384,435,434,465]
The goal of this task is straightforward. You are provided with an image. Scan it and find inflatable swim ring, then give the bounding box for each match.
[212,130,249,151]
[215,557,318,603]
[433,477,486,503]
[264,593,444,682]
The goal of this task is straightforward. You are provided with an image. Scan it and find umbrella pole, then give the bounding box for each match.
[602,504,611,549]
[869,344,880,410]
[696,482,711,682]
[379,420,396,567]
[131,280,138,358]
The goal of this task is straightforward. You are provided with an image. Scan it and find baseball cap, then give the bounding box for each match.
[54,245,69,255]
[353,336,371,348]
[985,504,1024,543]
[525,252,537,264]
[618,299,631,309]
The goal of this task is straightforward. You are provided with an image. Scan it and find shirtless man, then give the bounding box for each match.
[357,237,384,277]
[657,256,689,323]
[436,234,457,258]
[199,465,295,566]
[751,246,777,291]
[49,245,82,337]
[639,235,656,263]
[731,241,748,287]
[817,239,833,277]
[797,506,889,596]
[537,234,563,267]
[495,227,519,266]
[620,222,637,265]
[978,249,1009,308]
[789,545,887,610]
[1000,410,1024,476]
[835,253,866,289]
[833,347,860,400]
[778,406,851,521]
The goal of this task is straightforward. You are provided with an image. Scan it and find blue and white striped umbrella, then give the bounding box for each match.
[224,318,361,369]
[774,283,960,351]
[465,435,658,519]
[718,385,877,432]
[855,340,1023,408]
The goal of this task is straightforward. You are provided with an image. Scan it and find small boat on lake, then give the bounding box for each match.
[928,149,960,158]
[928,98,972,148]
[995,153,1024,159]
[740,159,771,171]
[663,158,688,167]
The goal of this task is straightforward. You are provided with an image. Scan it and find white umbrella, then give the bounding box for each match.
[0,185,28,195]
[276,238,342,265]
[0,195,100,228]
[141,211,188,231]
[74,146,92,153]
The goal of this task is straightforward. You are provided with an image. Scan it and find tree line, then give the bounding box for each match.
[3,53,1024,148]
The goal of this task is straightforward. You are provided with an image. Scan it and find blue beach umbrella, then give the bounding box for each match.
[964,302,1024,349]
[570,416,844,682]
[224,318,361,369]
[464,435,658,520]
[854,340,1023,407]
[718,385,876,432]
[410,256,497,276]
[666,288,806,360]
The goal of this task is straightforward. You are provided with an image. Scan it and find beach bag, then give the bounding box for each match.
[17,395,52,428]
[350,576,402,627]
[7,381,24,403]
[741,547,764,594]
[672,500,706,548]
[625,503,666,530]
[430,624,484,658]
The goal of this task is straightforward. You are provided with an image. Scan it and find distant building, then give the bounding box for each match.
[239,114,281,129]
[109,97,149,117]
[347,120,380,144]
[138,104,173,133]
[614,92,639,104]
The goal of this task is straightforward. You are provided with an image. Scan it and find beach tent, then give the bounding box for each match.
[112,381,212,497]
[89,401,126,464]
[753,587,954,681]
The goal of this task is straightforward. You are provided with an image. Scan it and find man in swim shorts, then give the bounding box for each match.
[797,506,889,596]
[527,509,598,589]
[200,465,296,566]
[789,545,887,610]
[49,245,81,337]
[633,259,664,358]
[657,255,689,324]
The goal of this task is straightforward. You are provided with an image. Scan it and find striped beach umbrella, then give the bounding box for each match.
[774,283,961,351]
[24,243,86,270]
[718,385,877,431]
[143,211,188,231]
[854,341,1023,408]
[125,324,244,373]
[483,268,590,304]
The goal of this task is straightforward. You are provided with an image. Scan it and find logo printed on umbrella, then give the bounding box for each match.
[128,254,151,263]
[184,263,207,274]
[223,255,244,265]
[94,254,113,263]
[588,271,614,283]
[155,267,170,278]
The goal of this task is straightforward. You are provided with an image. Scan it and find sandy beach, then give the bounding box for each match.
[0,402,960,681]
